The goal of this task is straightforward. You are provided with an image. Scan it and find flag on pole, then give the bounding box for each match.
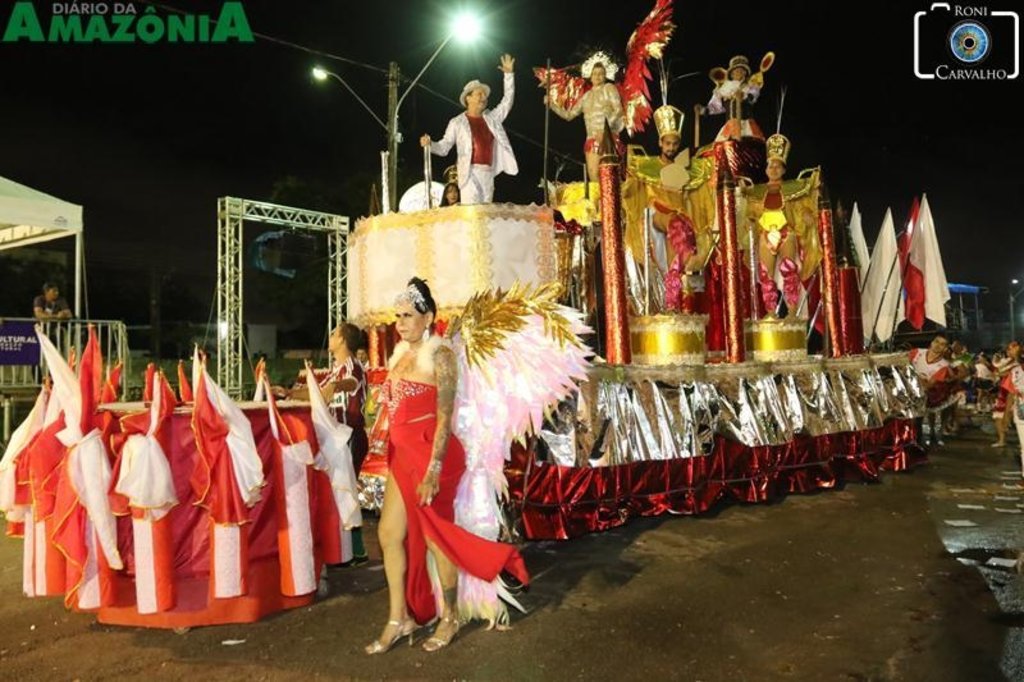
[262,375,318,596]
[912,194,949,328]
[101,363,123,403]
[111,371,179,613]
[899,197,926,329]
[305,361,360,565]
[177,359,193,403]
[42,326,123,610]
[860,209,904,343]
[142,363,156,403]
[848,202,870,286]
[24,373,68,597]
[191,355,264,598]
[0,388,48,537]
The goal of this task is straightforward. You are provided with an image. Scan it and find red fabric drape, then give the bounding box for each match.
[509,419,925,540]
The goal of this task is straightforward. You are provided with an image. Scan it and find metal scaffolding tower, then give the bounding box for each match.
[216,197,349,398]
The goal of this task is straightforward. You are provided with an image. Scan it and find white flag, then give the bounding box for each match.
[848,202,870,287]
[860,209,904,343]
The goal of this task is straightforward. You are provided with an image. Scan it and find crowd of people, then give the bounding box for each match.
[912,335,1024,478]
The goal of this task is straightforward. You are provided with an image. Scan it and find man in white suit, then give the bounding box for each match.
[420,54,517,204]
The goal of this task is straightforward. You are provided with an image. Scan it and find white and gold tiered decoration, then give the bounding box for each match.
[347,204,558,327]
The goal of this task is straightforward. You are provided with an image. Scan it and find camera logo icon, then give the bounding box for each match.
[914,3,1019,80]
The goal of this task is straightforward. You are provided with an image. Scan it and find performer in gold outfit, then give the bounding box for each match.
[745,133,820,317]
[545,52,625,184]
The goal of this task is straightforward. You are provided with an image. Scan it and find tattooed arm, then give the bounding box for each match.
[416,344,457,506]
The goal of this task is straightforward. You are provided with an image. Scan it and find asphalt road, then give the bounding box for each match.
[1,428,1021,681]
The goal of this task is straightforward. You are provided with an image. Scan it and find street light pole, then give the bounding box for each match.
[388,36,454,213]
[386,61,400,213]
[313,68,388,131]
[314,12,479,214]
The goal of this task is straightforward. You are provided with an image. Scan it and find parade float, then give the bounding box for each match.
[350,0,924,541]
[0,0,925,628]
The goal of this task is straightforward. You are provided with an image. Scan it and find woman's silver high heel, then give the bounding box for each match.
[364,618,417,655]
[422,614,461,652]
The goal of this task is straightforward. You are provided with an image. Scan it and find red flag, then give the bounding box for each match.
[100,363,122,404]
[142,363,156,402]
[898,197,925,330]
[78,326,103,435]
[177,360,193,403]
[190,372,249,524]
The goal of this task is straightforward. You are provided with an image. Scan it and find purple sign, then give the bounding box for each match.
[0,321,40,366]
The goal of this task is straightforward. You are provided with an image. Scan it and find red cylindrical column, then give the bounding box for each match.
[598,122,631,365]
[817,184,844,357]
[715,142,745,364]
[837,266,864,354]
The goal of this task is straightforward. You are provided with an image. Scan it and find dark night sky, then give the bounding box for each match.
[2,0,1022,320]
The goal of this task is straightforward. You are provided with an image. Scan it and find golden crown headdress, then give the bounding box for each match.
[653,104,684,141]
[765,133,791,165]
[443,165,458,185]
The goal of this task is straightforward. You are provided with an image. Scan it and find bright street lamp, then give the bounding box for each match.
[311,65,387,131]
[310,12,482,212]
[451,11,482,44]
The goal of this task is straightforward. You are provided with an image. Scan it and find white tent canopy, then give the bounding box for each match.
[0,174,84,315]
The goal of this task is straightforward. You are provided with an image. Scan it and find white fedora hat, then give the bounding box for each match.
[459,80,491,107]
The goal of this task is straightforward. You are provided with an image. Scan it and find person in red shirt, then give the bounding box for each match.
[910,335,955,447]
[421,54,518,205]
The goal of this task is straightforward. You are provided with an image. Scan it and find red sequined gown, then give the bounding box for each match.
[381,378,529,624]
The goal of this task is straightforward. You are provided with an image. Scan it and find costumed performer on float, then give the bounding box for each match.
[441,165,461,206]
[706,53,774,141]
[544,52,625,184]
[535,0,676,183]
[365,278,590,654]
[744,132,820,317]
[420,54,518,205]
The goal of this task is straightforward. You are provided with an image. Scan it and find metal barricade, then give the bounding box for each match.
[0,317,130,395]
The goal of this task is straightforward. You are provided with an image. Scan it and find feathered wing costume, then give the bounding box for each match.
[446,283,592,626]
[534,0,676,136]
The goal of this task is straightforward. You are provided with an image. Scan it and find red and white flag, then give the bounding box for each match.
[262,375,317,596]
[907,194,949,329]
[898,195,949,330]
[111,371,179,613]
[191,354,265,599]
[42,326,123,610]
[22,377,68,598]
[252,358,268,402]
[306,361,360,564]
[0,388,47,541]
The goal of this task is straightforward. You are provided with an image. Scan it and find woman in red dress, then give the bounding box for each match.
[365,278,528,654]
